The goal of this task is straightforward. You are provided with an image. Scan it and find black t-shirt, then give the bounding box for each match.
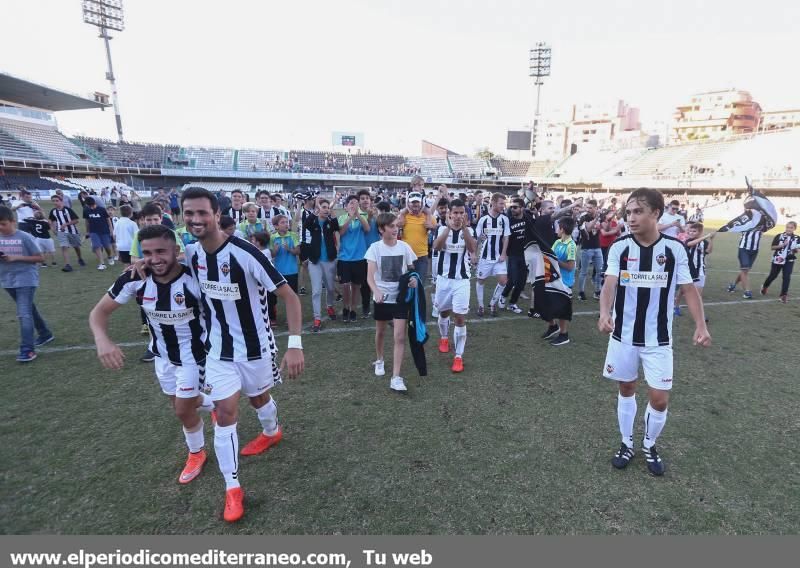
[578,212,600,249]
[507,215,528,256]
[29,219,51,239]
[83,207,111,234]
[533,213,557,247]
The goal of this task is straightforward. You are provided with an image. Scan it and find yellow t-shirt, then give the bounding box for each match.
[402,212,428,257]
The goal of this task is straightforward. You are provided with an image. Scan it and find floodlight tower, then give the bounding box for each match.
[529,43,552,158]
[82,0,125,142]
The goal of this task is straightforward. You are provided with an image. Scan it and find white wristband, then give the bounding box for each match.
[287,335,303,350]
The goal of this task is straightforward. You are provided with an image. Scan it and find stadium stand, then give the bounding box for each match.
[550,148,646,181]
[290,150,350,173]
[42,177,135,192]
[237,149,283,172]
[180,181,284,195]
[184,146,235,170]
[0,129,48,161]
[349,153,406,175]
[526,160,558,177]
[0,174,74,192]
[73,136,179,167]
[448,155,490,178]
[489,159,530,177]
[405,156,451,177]
[0,120,93,164]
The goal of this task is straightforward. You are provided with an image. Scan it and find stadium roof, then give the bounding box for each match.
[0,72,109,111]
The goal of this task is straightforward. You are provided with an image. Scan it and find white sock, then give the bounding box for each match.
[256,398,279,436]
[438,315,450,338]
[213,423,240,489]
[476,281,485,308]
[197,393,214,413]
[454,325,467,356]
[643,403,668,449]
[617,394,637,449]
[183,420,205,453]
[490,283,504,307]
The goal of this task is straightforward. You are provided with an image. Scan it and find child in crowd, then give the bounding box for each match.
[238,203,268,239]
[250,231,278,323]
[113,205,138,265]
[107,205,120,262]
[29,211,56,267]
[270,215,300,292]
[365,212,417,393]
[761,221,799,303]
[219,215,240,238]
[543,216,576,346]
[676,222,713,318]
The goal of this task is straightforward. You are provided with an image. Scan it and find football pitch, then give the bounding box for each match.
[1,232,798,535]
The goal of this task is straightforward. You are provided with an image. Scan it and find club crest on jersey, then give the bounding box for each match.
[173,292,185,305]
[220,262,231,276]
[656,253,667,266]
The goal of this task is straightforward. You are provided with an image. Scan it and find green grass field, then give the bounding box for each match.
[1,231,798,534]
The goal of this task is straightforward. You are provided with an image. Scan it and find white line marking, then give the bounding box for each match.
[0,298,782,357]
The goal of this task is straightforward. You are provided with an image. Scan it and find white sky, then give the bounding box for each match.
[2,0,798,156]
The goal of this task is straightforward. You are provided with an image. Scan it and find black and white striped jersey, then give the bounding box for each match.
[687,240,707,280]
[187,237,286,362]
[475,213,510,261]
[107,267,206,366]
[48,207,80,234]
[738,230,762,251]
[226,208,244,224]
[298,208,314,244]
[605,234,694,347]
[435,226,474,280]
[771,232,800,264]
[257,206,289,230]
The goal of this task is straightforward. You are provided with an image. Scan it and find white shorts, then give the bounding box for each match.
[477,259,507,279]
[602,338,673,391]
[694,274,706,288]
[203,356,281,401]
[435,276,470,315]
[37,237,55,253]
[154,357,204,398]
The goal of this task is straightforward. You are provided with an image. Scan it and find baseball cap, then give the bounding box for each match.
[408,192,423,203]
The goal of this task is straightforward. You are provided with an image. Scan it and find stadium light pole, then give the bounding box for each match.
[82,0,125,142]
[529,42,552,158]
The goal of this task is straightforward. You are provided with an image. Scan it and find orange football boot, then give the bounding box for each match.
[241,425,283,456]
[451,356,464,373]
[438,338,450,353]
[178,450,207,484]
[224,487,244,522]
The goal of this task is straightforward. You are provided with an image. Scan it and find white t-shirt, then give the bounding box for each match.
[114,217,138,251]
[659,211,685,238]
[16,203,37,223]
[364,239,417,304]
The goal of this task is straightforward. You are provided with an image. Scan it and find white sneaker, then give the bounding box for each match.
[508,303,523,314]
[108,258,116,266]
[390,376,407,392]
[373,359,385,376]
[97,264,107,270]
[498,296,507,309]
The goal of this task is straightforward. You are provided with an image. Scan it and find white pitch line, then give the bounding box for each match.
[0,297,782,357]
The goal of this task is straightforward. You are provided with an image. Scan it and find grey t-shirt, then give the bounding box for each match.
[0,230,41,288]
